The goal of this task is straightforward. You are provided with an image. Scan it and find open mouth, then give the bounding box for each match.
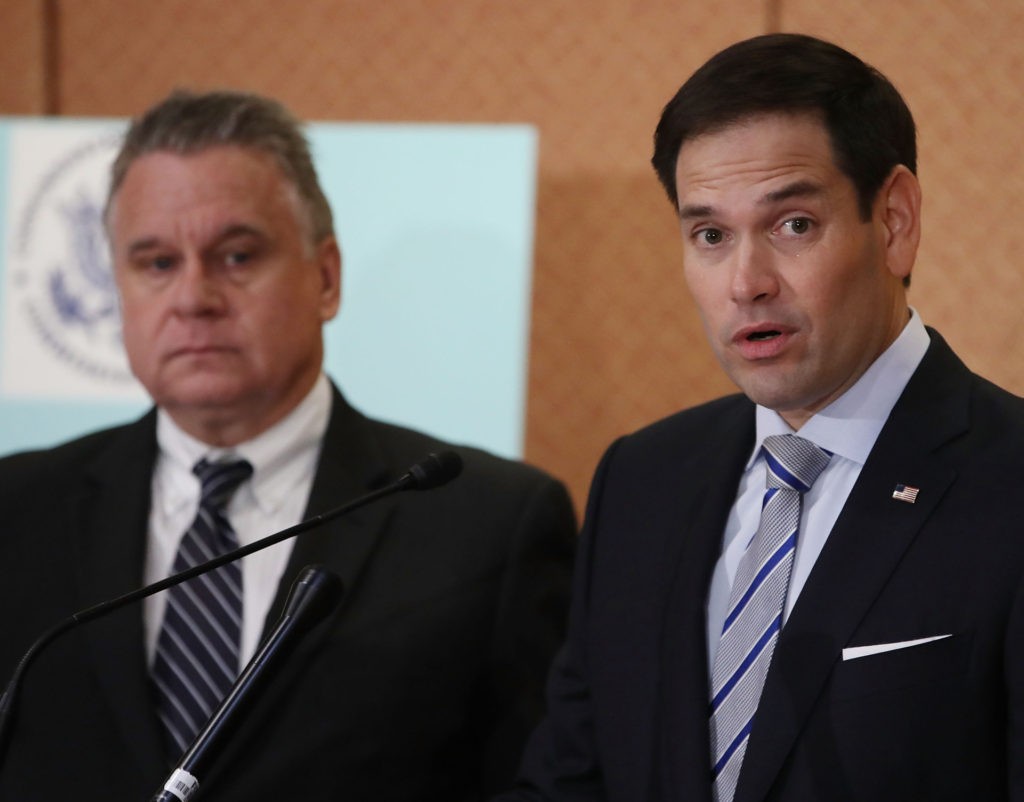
[747,330,781,342]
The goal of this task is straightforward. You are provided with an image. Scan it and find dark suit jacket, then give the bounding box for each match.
[0,386,576,801]
[501,330,1024,801]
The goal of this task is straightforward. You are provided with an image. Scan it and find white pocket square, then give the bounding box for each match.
[842,634,952,661]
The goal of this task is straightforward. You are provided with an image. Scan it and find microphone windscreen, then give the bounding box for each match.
[281,566,344,636]
[406,451,463,490]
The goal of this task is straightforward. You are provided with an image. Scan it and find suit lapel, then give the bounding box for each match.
[662,400,755,802]
[75,412,168,779]
[736,331,971,802]
[262,387,397,632]
[202,389,399,783]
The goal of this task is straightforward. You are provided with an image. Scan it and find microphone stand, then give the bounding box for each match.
[151,565,344,802]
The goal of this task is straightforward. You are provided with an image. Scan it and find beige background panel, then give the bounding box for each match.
[0,0,47,114]
[1,0,1021,511]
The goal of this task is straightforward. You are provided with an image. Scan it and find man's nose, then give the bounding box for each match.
[171,257,226,315]
[729,237,779,304]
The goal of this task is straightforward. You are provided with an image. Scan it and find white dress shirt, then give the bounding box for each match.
[144,374,332,665]
[705,309,930,671]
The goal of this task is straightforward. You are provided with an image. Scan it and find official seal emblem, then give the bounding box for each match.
[5,125,138,392]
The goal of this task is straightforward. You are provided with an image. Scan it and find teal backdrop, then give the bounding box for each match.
[0,118,538,459]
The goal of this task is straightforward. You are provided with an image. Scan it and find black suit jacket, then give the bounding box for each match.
[501,330,1024,801]
[0,386,576,801]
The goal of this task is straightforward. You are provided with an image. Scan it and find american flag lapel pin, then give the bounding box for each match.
[892,484,920,504]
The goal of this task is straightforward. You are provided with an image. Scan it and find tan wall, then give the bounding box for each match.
[3,0,1022,513]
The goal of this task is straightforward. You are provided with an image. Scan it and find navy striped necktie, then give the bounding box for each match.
[709,434,831,802]
[151,457,253,759]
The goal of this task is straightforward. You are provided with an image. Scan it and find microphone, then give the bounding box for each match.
[0,450,462,762]
[404,449,463,490]
[151,564,344,802]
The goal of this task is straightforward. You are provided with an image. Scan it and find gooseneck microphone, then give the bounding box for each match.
[406,450,462,489]
[0,450,462,764]
[151,565,344,802]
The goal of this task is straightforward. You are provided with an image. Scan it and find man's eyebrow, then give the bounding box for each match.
[760,180,824,205]
[126,236,161,257]
[678,203,714,221]
[215,223,265,242]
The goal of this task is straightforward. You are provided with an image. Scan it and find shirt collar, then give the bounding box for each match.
[154,374,332,517]
[749,308,930,468]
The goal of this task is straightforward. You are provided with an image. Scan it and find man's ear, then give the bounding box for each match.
[316,236,342,322]
[878,164,922,282]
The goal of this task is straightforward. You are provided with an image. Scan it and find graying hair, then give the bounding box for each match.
[106,89,334,244]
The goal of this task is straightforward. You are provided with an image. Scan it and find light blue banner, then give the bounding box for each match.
[0,118,538,459]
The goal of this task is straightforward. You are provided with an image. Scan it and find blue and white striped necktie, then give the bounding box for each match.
[709,434,831,802]
[151,457,253,759]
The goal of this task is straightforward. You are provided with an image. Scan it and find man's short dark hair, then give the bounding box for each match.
[652,33,917,219]
[106,89,334,244]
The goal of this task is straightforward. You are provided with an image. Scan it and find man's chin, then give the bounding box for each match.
[155,382,252,416]
[732,372,807,413]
